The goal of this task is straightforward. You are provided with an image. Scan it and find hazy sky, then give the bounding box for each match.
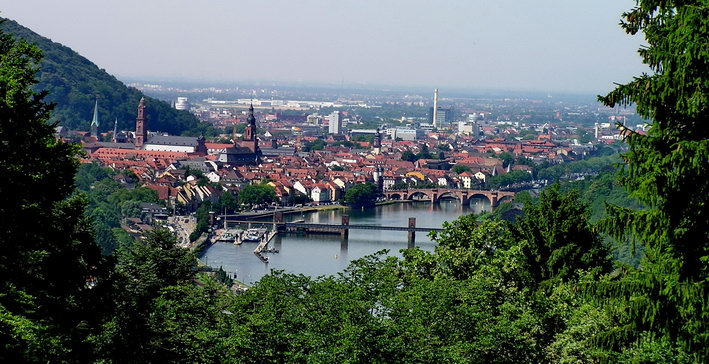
[1,0,645,94]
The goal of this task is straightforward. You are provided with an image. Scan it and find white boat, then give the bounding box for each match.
[241,228,262,243]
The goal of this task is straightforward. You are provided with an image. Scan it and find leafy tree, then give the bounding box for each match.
[190,201,212,242]
[96,229,198,362]
[302,139,326,152]
[452,164,472,174]
[487,169,533,189]
[415,144,433,160]
[400,150,418,162]
[498,152,515,168]
[215,189,238,213]
[592,1,709,359]
[0,24,106,362]
[343,183,377,208]
[239,183,278,207]
[287,190,311,205]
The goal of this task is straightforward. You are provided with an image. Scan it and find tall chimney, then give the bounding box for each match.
[433,88,439,128]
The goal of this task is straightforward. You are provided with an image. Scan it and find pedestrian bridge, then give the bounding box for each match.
[383,188,515,207]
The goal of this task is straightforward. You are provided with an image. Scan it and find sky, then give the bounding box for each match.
[1,0,646,94]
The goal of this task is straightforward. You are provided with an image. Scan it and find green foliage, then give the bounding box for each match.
[591,1,709,359]
[451,163,472,174]
[416,144,433,160]
[302,138,326,151]
[513,186,611,285]
[0,23,106,362]
[498,152,515,167]
[239,183,278,207]
[286,190,311,205]
[537,154,620,182]
[96,229,199,362]
[214,189,238,213]
[343,182,377,208]
[488,169,533,189]
[0,19,199,135]
[75,163,158,254]
[190,201,212,242]
[400,150,417,162]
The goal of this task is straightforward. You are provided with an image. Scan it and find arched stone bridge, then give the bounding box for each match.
[383,188,515,207]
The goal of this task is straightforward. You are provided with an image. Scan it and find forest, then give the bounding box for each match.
[0,18,200,135]
[0,1,706,362]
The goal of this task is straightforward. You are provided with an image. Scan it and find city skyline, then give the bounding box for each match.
[1,0,646,94]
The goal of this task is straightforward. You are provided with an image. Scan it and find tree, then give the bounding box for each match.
[400,150,417,162]
[0,24,106,362]
[487,169,533,189]
[498,152,515,168]
[343,183,377,208]
[452,164,472,174]
[215,189,238,213]
[96,229,198,362]
[512,186,611,286]
[593,1,709,359]
[302,139,326,152]
[416,144,433,160]
[239,183,278,207]
[287,190,311,205]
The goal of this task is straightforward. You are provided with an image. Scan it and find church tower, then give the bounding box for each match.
[90,99,99,138]
[112,118,118,143]
[373,127,382,155]
[135,97,147,149]
[239,103,259,153]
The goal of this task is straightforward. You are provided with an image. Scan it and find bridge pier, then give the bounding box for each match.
[273,211,286,232]
[340,215,349,240]
[407,217,416,249]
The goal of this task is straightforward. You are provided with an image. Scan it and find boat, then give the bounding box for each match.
[241,228,263,243]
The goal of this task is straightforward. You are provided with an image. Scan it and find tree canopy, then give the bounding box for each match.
[343,182,377,208]
[0,23,107,361]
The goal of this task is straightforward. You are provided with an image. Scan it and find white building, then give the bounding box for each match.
[389,128,424,141]
[175,97,190,111]
[311,184,331,203]
[327,111,341,134]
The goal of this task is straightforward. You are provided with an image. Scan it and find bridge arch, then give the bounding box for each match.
[389,192,403,200]
[438,191,461,202]
[408,191,430,201]
[467,193,493,211]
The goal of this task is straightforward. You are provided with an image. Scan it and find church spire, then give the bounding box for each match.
[247,102,256,127]
[112,118,118,143]
[90,98,99,138]
[135,97,147,149]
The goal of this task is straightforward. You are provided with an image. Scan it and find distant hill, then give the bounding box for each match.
[0,18,199,135]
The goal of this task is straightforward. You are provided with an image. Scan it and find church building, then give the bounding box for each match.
[218,103,261,165]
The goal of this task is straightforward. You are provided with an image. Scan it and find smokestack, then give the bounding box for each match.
[433,88,439,128]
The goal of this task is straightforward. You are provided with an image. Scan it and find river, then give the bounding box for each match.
[200,197,490,284]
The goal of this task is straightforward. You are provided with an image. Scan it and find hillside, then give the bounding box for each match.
[0,18,199,135]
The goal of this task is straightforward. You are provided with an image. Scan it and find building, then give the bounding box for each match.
[218,103,260,165]
[388,128,425,141]
[458,120,480,136]
[144,135,207,154]
[372,128,382,155]
[260,139,296,157]
[327,111,341,135]
[175,97,190,110]
[135,97,148,149]
[429,106,452,126]
[90,99,99,138]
